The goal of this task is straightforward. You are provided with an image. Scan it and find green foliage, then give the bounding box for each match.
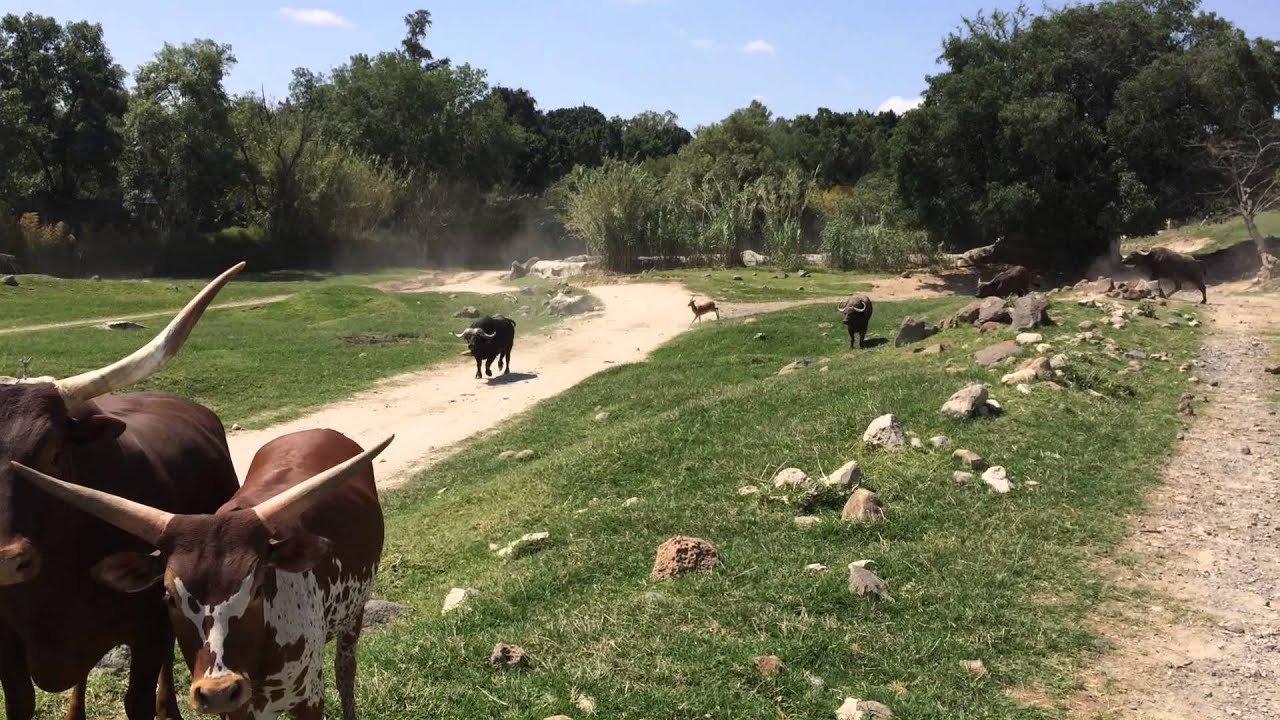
[754,169,814,270]
[561,160,665,272]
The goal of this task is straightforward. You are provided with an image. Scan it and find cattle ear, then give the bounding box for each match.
[266,533,333,573]
[92,551,164,593]
[68,414,127,445]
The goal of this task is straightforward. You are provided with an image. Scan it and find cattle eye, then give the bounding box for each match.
[163,591,177,608]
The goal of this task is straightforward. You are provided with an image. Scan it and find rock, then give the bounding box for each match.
[490,643,528,670]
[1019,356,1053,380]
[836,699,894,720]
[752,332,766,341]
[779,359,815,375]
[794,515,822,528]
[548,293,593,316]
[1078,320,1096,330]
[442,587,478,614]
[910,436,924,448]
[953,471,975,483]
[751,655,785,676]
[1010,294,1051,330]
[94,645,130,673]
[732,274,744,281]
[1125,350,1148,361]
[1,275,16,287]
[953,449,986,470]
[862,414,905,450]
[593,411,610,423]
[954,301,983,324]
[975,341,1022,367]
[1050,354,1069,370]
[738,485,760,496]
[929,435,951,448]
[575,694,597,713]
[818,321,834,330]
[804,563,829,574]
[773,271,789,280]
[915,341,955,355]
[982,466,1011,493]
[819,460,862,490]
[742,250,768,266]
[623,497,642,507]
[496,531,550,559]
[1016,383,1032,395]
[362,599,407,629]
[848,564,893,600]
[977,297,1010,325]
[515,449,536,461]
[799,269,811,277]
[962,659,988,677]
[230,423,243,432]
[1001,368,1037,385]
[453,306,480,318]
[499,450,518,460]
[1090,277,1115,293]
[1041,381,1064,391]
[893,317,938,347]
[841,488,886,523]
[651,536,719,580]
[940,383,989,419]
[100,321,146,331]
[1015,332,1043,345]
[977,321,1005,333]
[773,467,811,490]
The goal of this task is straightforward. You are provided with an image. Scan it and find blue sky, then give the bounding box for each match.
[6,0,1278,128]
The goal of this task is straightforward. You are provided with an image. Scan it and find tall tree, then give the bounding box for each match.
[120,39,242,232]
[619,110,692,162]
[543,105,621,180]
[0,13,127,206]
[400,9,447,70]
[489,85,549,190]
[773,108,897,187]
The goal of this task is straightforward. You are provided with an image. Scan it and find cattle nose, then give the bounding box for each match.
[0,538,41,586]
[190,675,250,714]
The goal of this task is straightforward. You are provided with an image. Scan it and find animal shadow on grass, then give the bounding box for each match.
[859,337,890,349]
[486,372,539,386]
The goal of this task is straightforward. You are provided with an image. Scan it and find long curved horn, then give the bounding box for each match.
[479,330,496,339]
[54,262,246,408]
[850,300,867,312]
[454,331,469,339]
[252,435,394,533]
[7,461,173,545]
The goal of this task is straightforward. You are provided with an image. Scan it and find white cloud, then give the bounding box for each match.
[691,37,715,50]
[277,7,353,29]
[741,40,775,55]
[876,95,923,114]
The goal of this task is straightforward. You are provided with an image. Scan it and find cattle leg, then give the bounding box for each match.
[1197,281,1207,304]
[484,357,494,377]
[1172,279,1182,297]
[0,625,35,720]
[334,614,364,720]
[502,350,511,375]
[61,683,86,720]
[474,357,482,379]
[123,624,170,720]
[155,648,183,720]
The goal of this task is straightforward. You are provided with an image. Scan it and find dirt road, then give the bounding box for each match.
[0,295,292,336]
[1073,285,1280,719]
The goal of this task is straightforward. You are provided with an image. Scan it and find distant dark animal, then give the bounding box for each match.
[0,264,245,720]
[976,265,1031,298]
[455,315,517,378]
[0,254,18,275]
[1121,247,1207,304]
[11,429,391,719]
[688,297,718,325]
[509,256,540,280]
[836,294,874,348]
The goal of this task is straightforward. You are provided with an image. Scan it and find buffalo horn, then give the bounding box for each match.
[8,461,174,545]
[53,262,246,408]
[251,435,394,533]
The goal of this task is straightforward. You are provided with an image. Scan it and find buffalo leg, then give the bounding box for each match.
[334,612,363,720]
[474,357,482,379]
[1197,280,1207,304]
[0,625,35,720]
[61,683,85,720]
[1172,279,1182,297]
[484,357,494,377]
[502,349,511,375]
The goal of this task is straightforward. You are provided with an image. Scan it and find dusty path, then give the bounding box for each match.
[0,295,292,336]
[227,281,693,488]
[1073,285,1280,719]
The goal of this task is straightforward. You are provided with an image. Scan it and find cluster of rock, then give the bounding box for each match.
[1075,275,1163,301]
[950,294,1053,333]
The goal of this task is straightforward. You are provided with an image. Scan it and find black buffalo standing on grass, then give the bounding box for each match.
[1121,247,1207,304]
[836,294,874,348]
[456,315,517,378]
[975,265,1032,298]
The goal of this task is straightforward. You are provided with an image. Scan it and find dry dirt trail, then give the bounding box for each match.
[1073,283,1280,719]
[226,271,955,488]
[0,294,292,336]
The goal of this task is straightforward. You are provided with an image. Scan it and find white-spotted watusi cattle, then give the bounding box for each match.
[836,294,874,348]
[1121,246,1208,304]
[11,430,394,720]
[0,263,246,720]
[975,265,1032,298]
[455,315,516,379]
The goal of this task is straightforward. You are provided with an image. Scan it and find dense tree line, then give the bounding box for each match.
[1,1,1277,277]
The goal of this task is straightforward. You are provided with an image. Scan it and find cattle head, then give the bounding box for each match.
[0,262,245,586]
[837,296,869,322]
[1120,250,1151,269]
[9,434,393,715]
[454,327,496,353]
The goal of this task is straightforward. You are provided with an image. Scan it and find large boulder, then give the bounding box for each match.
[742,250,769,266]
[976,297,1011,325]
[1010,294,1051,330]
[862,414,905,450]
[940,384,989,419]
[841,488,886,522]
[651,536,719,580]
[548,293,593,316]
[953,301,983,325]
[974,340,1022,367]
[1,275,16,287]
[893,317,938,347]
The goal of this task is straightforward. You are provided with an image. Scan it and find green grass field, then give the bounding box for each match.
[621,266,875,302]
[0,283,562,428]
[0,268,422,329]
[16,287,1204,719]
[1123,210,1280,256]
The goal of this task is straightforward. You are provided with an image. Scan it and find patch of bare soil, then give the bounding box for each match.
[1071,288,1280,720]
[380,270,514,296]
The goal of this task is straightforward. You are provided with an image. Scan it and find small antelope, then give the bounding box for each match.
[688,297,719,325]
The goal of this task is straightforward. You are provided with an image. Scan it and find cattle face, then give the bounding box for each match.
[10,434,392,717]
[837,294,874,349]
[0,262,244,587]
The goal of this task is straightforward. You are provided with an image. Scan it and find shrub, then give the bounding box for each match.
[821,198,936,271]
[754,169,815,271]
[561,159,665,272]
